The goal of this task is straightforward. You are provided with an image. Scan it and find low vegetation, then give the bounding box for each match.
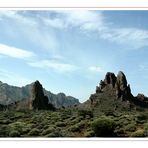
[0,109,148,137]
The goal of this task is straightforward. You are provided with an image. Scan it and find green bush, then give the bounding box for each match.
[0,125,9,137]
[9,130,20,137]
[69,125,80,132]
[130,129,144,137]
[55,121,66,127]
[78,110,93,118]
[45,128,65,137]
[41,127,55,135]
[91,116,116,137]
[144,123,148,136]
[28,128,40,136]
[124,123,136,132]
[8,122,22,134]
[84,130,95,137]
[137,112,148,121]
[8,121,31,136]
[0,119,11,124]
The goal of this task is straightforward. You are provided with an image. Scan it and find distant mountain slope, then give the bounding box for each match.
[0,81,79,108]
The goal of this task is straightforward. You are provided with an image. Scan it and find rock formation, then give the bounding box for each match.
[0,80,79,109]
[95,71,132,100]
[31,81,55,110]
[89,71,148,112]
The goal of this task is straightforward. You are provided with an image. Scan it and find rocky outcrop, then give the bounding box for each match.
[95,71,132,100]
[0,80,79,108]
[31,81,55,110]
[89,71,148,112]
[115,71,132,100]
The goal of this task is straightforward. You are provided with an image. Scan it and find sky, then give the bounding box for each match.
[0,10,148,102]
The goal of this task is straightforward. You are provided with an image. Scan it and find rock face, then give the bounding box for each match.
[0,80,79,109]
[116,71,132,99]
[89,71,148,112]
[31,81,54,110]
[96,71,132,100]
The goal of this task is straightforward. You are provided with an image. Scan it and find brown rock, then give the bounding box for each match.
[116,71,127,91]
[31,80,55,110]
[104,72,116,88]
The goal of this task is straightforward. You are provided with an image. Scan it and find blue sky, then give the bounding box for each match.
[0,10,148,102]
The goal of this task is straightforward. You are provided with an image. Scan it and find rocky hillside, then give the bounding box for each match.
[82,71,148,113]
[0,81,79,108]
[13,81,55,110]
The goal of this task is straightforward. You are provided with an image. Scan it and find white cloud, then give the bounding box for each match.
[0,11,37,26]
[61,10,105,31]
[1,10,148,52]
[43,10,105,32]
[0,11,59,56]
[28,60,79,73]
[101,28,148,49]
[139,63,148,71]
[44,10,148,50]
[43,18,64,29]
[50,10,148,50]
[0,43,35,59]
[0,69,32,86]
[89,66,104,72]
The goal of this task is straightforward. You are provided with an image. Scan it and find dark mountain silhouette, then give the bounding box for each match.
[0,80,79,109]
[82,71,148,113]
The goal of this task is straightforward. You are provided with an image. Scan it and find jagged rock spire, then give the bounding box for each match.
[96,71,132,99]
[116,71,127,90]
[104,72,116,88]
[31,80,55,110]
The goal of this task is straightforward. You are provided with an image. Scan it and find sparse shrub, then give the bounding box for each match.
[137,112,148,121]
[144,123,148,136]
[55,121,66,127]
[124,123,136,132]
[8,121,30,136]
[28,128,40,136]
[41,127,55,135]
[104,109,116,116]
[69,125,80,132]
[84,130,95,137]
[46,128,65,137]
[0,125,9,137]
[0,119,11,124]
[114,127,125,136]
[130,129,144,137]
[70,117,81,125]
[77,120,87,128]
[9,130,20,137]
[78,109,93,118]
[91,116,116,137]
[116,118,129,127]
[60,110,72,120]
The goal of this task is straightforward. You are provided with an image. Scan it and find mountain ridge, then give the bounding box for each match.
[0,80,79,108]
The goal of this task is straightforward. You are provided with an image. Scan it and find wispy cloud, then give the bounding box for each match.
[28,60,79,73]
[89,66,104,73]
[101,28,148,49]
[0,11,59,56]
[1,10,148,56]
[43,10,105,31]
[0,43,35,59]
[0,11,37,27]
[42,10,148,50]
[139,63,148,71]
[0,69,32,86]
